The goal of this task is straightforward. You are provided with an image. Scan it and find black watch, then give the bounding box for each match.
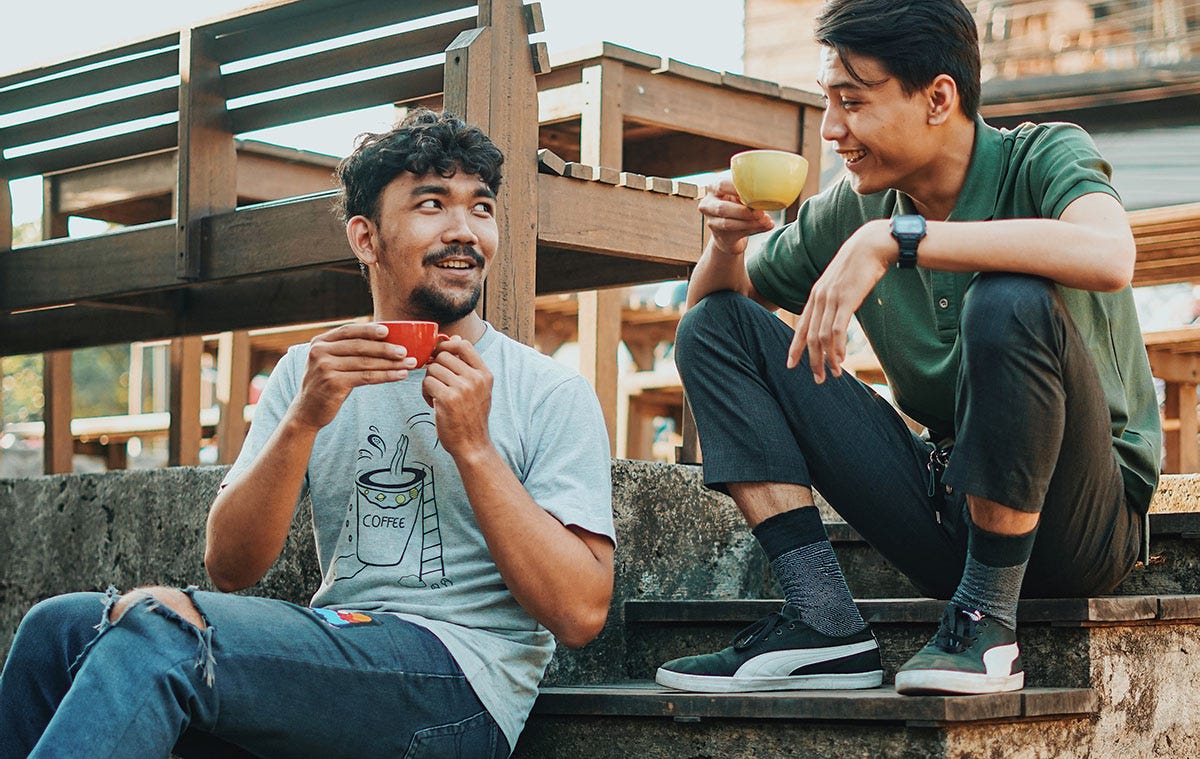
[890,214,926,269]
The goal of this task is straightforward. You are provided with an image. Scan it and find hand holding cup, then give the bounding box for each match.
[730,149,809,211]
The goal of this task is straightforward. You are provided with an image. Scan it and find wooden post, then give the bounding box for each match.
[176,27,236,280]
[1164,381,1200,473]
[578,289,623,455]
[215,330,251,464]
[42,351,74,474]
[444,0,539,345]
[41,181,74,473]
[171,27,235,466]
[168,336,203,466]
[576,60,625,452]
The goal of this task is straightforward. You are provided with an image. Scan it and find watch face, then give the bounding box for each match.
[893,216,924,235]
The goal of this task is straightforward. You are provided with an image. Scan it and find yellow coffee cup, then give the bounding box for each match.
[730,149,809,211]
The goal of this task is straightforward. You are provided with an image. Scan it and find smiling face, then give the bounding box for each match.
[817,47,945,199]
[351,169,498,329]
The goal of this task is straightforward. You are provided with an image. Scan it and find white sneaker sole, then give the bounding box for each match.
[655,667,883,693]
[894,668,1024,695]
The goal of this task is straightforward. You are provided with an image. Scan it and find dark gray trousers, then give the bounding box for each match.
[675,275,1141,599]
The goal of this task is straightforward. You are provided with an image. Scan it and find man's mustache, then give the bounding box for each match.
[423,245,485,267]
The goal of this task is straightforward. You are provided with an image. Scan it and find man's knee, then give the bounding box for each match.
[110,586,206,630]
[961,274,1058,351]
[18,593,101,645]
[676,290,763,360]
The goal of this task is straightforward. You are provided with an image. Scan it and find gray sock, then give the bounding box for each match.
[753,508,867,637]
[950,516,1038,630]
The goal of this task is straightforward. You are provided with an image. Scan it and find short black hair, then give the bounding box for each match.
[814,0,981,118]
[335,108,504,224]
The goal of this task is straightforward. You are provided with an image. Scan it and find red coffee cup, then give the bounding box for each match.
[379,321,449,366]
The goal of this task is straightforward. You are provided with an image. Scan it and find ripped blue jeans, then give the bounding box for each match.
[0,588,509,759]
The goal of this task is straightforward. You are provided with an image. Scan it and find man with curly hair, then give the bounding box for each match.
[0,109,616,758]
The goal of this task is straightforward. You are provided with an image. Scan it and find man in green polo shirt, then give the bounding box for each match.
[655,0,1160,696]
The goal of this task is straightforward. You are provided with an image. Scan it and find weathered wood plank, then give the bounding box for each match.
[168,336,203,466]
[0,124,178,181]
[536,173,701,266]
[0,38,178,106]
[0,88,178,151]
[221,17,473,100]
[228,63,444,134]
[203,193,350,279]
[42,351,74,474]
[0,270,370,356]
[207,0,475,63]
[620,67,801,148]
[176,28,237,280]
[0,223,177,311]
[215,330,251,465]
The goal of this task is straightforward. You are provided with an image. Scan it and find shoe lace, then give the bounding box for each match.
[732,611,790,651]
[934,605,983,654]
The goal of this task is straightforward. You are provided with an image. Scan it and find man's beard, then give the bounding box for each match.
[410,281,482,324]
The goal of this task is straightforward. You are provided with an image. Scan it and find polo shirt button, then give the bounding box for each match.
[938,298,950,309]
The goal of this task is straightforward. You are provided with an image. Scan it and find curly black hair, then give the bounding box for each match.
[334,108,504,224]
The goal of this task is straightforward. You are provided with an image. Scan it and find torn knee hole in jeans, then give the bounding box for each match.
[93,584,217,686]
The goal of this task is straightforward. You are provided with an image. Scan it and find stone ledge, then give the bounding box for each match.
[533,682,1097,724]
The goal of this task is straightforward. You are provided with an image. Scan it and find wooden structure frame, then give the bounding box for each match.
[2,15,827,472]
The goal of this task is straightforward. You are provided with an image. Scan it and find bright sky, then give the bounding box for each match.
[0,0,745,227]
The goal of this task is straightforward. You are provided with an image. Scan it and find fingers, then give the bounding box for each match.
[789,294,851,384]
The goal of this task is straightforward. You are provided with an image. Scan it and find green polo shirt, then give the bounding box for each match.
[747,117,1161,513]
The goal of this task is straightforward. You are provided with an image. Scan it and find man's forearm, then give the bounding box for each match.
[452,444,613,648]
[204,413,319,591]
[686,239,762,308]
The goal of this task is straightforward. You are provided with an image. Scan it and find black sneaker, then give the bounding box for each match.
[654,603,883,693]
[894,603,1024,695]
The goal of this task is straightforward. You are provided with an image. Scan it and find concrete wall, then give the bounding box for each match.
[0,460,766,667]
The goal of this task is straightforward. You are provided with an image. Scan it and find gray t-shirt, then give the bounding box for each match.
[223,322,615,748]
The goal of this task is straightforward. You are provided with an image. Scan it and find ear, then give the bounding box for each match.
[926,74,958,125]
[346,215,379,268]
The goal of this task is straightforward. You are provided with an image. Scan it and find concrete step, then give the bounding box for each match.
[622,596,1200,686]
[827,511,1200,599]
[515,683,1099,758]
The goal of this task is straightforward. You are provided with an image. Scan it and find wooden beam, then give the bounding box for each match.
[41,188,73,474]
[228,63,445,135]
[207,0,473,63]
[215,330,251,465]
[0,172,10,253]
[176,27,237,280]
[577,60,626,454]
[578,289,622,454]
[0,223,177,311]
[42,351,74,474]
[0,123,178,182]
[619,67,801,149]
[535,174,702,266]
[222,17,472,100]
[1163,381,1200,474]
[445,0,539,344]
[0,44,179,115]
[0,87,177,152]
[204,194,350,279]
[0,269,370,355]
[168,336,203,466]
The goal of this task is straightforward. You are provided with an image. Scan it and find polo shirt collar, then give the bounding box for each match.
[897,115,1001,222]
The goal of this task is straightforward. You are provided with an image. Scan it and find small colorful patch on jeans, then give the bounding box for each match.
[311,608,378,627]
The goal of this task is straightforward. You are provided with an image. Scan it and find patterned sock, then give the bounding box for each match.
[950,514,1038,630]
[752,507,867,637]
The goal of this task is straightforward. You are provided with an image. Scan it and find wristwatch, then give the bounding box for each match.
[890,214,926,269]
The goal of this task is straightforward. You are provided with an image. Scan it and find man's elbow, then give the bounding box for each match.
[554,598,612,649]
[204,549,255,593]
